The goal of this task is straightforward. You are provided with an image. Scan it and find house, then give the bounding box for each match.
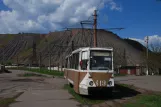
[118,65,146,75]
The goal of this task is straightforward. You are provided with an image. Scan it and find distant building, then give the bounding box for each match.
[118,65,146,75]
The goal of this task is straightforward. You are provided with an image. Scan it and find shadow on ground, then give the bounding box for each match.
[0,70,12,74]
[82,84,141,100]
[11,79,35,82]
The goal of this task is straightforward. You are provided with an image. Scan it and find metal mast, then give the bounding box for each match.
[93,10,97,47]
[145,36,149,75]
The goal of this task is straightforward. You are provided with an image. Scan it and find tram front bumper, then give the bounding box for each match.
[88,87,114,95]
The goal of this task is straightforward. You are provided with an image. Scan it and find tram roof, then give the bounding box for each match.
[65,47,113,59]
[72,47,113,54]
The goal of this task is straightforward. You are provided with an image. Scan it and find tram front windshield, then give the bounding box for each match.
[90,50,112,70]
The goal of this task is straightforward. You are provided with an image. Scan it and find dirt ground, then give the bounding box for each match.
[0,70,67,99]
[0,70,159,107]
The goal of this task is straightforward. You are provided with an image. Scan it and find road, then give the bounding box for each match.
[115,75,161,92]
[0,70,80,107]
[1,70,160,107]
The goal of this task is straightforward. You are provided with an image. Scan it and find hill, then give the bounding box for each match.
[124,38,146,52]
[0,29,146,68]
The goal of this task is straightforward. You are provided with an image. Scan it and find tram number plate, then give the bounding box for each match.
[95,80,107,87]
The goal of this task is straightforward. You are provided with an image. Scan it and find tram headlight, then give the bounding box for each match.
[89,81,94,86]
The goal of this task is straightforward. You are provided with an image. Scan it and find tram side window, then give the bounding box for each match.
[65,58,67,68]
[81,51,88,70]
[69,56,72,69]
[74,53,79,70]
[71,55,75,69]
[67,58,70,68]
[72,55,75,69]
[70,53,78,69]
[72,54,75,69]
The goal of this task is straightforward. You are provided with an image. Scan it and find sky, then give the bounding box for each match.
[0,0,161,46]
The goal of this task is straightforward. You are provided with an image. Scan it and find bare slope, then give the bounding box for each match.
[0,29,145,67]
[0,33,42,64]
[62,29,145,66]
[38,29,145,67]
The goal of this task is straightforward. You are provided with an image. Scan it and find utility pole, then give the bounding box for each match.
[48,43,51,72]
[49,53,51,72]
[39,52,41,71]
[32,38,37,68]
[61,55,63,72]
[93,10,97,47]
[16,55,18,69]
[45,36,51,72]
[72,41,74,51]
[80,10,124,48]
[2,47,4,65]
[2,46,5,73]
[145,36,149,75]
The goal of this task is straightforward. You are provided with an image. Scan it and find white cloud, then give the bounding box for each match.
[105,0,122,11]
[0,0,121,34]
[130,35,161,47]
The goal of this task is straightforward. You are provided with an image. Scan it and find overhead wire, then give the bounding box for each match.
[79,0,105,47]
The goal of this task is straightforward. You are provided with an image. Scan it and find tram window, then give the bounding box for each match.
[82,51,88,60]
[67,58,70,68]
[81,60,88,70]
[70,56,72,68]
[81,51,88,70]
[90,51,112,70]
[75,53,79,69]
[71,53,79,69]
[65,59,67,68]
[72,54,75,69]
[71,56,74,69]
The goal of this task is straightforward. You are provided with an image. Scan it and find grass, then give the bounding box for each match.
[118,83,134,89]
[10,67,64,77]
[64,84,106,105]
[118,83,161,107]
[17,73,46,77]
[28,68,64,77]
[0,92,23,107]
[123,94,161,107]
[0,98,15,107]
[27,68,64,77]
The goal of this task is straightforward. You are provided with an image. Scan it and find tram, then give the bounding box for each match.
[64,47,114,95]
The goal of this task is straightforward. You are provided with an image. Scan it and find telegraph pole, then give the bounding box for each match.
[48,43,51,72]
[2,47,4,65]
[16,55,18,69]
[32,40,37,66]
[45,36,51,72]
[2,46,5,73]
[146,36,149,75]
[72,41,74,51]
[93,10,97,47]
[39,52,41,71]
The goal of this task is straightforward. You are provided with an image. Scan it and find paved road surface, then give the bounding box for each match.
[1,70,160,107]
[0,70,80,107]
[11,90,79,107]
[115,75,161,92]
